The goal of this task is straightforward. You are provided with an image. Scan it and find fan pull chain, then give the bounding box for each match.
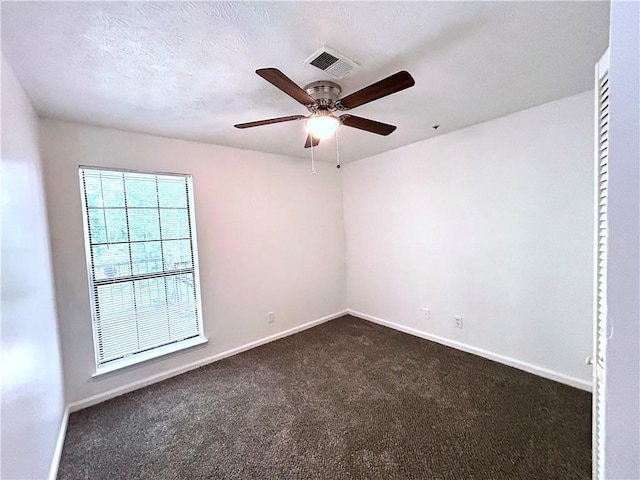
[310,140,316,175]
[335,129,341,169]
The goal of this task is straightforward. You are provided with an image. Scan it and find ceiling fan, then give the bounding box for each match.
[234,68,415,149]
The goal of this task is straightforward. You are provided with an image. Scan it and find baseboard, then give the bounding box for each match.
[48,406,70,480]
[67,310,348,413]
[348,309,592,392]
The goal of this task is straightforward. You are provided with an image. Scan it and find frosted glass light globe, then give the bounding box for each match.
[306,115,339,140]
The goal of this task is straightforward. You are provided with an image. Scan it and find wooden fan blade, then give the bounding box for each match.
[304,133,321,148]
[340,115,397,136]
[256,68,316,106]
[338,71,415,110]
[234,115,305,129]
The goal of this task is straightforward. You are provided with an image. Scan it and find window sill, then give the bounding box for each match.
[92,336,208,378]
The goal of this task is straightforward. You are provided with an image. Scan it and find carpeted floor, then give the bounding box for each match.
[58,315,592,479]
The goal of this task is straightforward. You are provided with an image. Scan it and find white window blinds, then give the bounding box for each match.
[79,167,204,371]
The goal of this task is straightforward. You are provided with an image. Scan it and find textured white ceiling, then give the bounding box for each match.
[1,1,609,163]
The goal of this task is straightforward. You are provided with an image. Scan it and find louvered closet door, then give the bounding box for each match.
[593,48,609,480]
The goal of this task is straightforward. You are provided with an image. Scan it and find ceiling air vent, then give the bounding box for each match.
[304,47,358,79]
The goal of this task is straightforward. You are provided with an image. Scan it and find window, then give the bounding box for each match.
[79,167,205,374]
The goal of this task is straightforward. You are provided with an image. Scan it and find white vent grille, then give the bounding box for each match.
[304,46,358,79]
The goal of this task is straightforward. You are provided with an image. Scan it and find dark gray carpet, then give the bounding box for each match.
[58,315,591,479]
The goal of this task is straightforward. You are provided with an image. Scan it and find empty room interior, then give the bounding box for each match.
[1,1,639,479]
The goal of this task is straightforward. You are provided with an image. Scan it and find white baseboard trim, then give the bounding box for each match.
[67,310,348,413]
[49,406,70,480]
[347,309,592,392]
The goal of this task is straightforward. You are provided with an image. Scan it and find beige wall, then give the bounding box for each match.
[343,91,594,389]
[604,1,640,477]
[1,58,65,479]
[39,119,347,405]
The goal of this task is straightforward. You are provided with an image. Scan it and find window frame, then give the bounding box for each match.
[78,166,206,376]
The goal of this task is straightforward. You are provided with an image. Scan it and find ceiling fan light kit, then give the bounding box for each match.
[306,111,340,140]
[234,67,415,172]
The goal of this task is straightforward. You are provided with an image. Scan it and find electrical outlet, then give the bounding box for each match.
[267,312,275,324]
[455,316,463,329]
[423,308,430,321]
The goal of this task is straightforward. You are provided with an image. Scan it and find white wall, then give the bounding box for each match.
[343,91,594,389]
[604,1,640,477]
[38,119,346,406]
[1,59,65,479]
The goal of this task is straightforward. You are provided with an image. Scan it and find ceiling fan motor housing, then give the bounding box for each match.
[304,81,342,109]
